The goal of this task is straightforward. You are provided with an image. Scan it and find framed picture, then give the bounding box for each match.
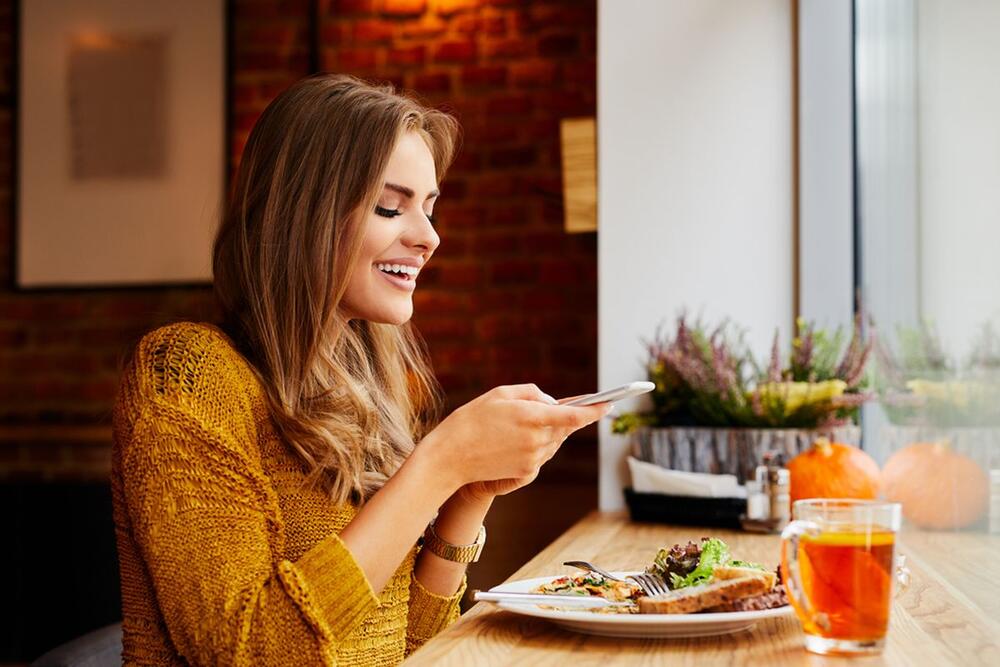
[16,0,226,288]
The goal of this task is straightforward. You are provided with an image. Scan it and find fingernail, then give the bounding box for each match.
[542,393,558,405]
[604,404,617,417]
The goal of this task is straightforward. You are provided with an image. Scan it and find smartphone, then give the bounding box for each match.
[561,381,655,406]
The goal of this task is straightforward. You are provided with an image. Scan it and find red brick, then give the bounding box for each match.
[233,50,284,70]
[538,33,579,58]
[488,146,536,169]
[455,15,507,35]
[400,18,448,39]
[388,45,425,66]
[539,259,596,286]
[486,94,530,115]
[0,328,28,346]
[527,5,594,30]
[412,72,451,93]
[234,83,257,106]
[236,111,262,132]
[434,40,476,63]
[461,65,507,88]
[476,314,530,342]
[562,59,597,86]
[521,230,568,255]
[383,0,426,16]
[244,23,297,48]
[333,0,377,15]
[472,231,520,256]
[470,176,516,198]
[413,317,474,340]
[321,21,349,42]
[489,344,541,367]
[486,204,529,227]
[335,47,378,69]
[510,61,556,88]
[490,259,539,285]
[352,19,394,42]
[438,262,483,287]
[437,0,477,16]
[482,38,532,60]
[412,291,469,313]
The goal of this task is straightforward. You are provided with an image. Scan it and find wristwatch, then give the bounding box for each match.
[422,520,486,563]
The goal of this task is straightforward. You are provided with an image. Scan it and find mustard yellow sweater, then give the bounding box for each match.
[111,322,464,666]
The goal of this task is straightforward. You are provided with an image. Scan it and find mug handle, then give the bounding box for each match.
[780,519,829,633]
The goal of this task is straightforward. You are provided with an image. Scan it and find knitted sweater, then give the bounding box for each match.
[111,322,464,666]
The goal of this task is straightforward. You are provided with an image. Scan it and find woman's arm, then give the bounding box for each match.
[338,384,609,596]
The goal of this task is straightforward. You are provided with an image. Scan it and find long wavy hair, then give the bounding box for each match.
[212,74,459,504]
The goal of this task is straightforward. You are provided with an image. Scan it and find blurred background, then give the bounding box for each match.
[3,0,999,664]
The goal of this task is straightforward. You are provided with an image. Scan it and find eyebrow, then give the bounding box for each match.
[384,182,440,200]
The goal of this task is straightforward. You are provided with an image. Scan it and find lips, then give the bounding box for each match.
[373,264,417,292]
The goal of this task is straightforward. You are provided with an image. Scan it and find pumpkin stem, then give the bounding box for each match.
[814,437,834,457]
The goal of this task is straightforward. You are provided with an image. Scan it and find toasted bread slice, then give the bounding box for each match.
[638,577,771,615]
[712,565,776,590]
[704,584,789,612]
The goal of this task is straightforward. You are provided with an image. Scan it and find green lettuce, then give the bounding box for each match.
[666,539,766,589]
[669,538,730,589]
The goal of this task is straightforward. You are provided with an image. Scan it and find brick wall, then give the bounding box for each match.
[0,0,597,479]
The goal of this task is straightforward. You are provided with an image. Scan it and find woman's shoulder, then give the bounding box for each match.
[116,321,264,431]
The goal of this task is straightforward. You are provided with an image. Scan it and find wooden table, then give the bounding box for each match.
[403,511,1000,666]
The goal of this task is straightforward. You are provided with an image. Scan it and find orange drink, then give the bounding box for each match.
[781,500,903,656]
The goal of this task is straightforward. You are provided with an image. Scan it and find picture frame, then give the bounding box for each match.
[15,0,227,289]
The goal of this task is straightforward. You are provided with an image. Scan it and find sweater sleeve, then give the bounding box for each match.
[404,559,466,656]
[121,396,380,667]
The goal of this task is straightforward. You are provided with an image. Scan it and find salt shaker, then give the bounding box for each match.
[766,466,791,531]
[743,451,790,532]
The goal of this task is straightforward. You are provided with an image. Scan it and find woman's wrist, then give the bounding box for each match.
[409,430,467,500]
[431,488,492,546]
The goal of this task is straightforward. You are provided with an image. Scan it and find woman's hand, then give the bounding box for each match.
[418,384,611,500]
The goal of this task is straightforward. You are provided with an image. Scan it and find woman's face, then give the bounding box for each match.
[341,131,441,325]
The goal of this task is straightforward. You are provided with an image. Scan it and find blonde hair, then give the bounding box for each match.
[212,74,459,504]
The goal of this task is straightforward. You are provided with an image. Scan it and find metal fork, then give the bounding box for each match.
[563,560,671,596]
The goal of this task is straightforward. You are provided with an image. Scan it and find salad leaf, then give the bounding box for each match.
[649,540,702,581]
[728,559,766,570]
[668,538,730,589]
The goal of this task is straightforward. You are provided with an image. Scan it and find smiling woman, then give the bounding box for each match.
[110,74,610,667]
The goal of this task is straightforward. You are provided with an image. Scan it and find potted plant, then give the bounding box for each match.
[874,322,998,530]
[614,315,873,483]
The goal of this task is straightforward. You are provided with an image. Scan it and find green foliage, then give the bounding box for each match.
[615,314,873,432]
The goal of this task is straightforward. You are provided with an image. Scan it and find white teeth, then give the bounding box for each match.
[375,263,419,277]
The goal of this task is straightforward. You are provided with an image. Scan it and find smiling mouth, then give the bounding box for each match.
[374,262,418,281]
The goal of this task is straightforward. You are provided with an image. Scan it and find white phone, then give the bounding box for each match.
[561,381,655,406]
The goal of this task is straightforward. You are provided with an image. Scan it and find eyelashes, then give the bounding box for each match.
[374,205,402,218]
[375,205,437,226]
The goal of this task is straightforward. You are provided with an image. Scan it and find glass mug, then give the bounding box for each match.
[780,499,908,656]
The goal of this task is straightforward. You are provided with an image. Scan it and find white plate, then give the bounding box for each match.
[489,571,795,638]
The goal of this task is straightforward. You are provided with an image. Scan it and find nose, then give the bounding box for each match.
[403,210,440,254]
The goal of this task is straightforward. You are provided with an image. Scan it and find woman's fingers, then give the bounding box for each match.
[523,401,611,430]
[492,383,559,405]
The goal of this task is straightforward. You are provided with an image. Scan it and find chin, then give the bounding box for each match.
[369,303,413,326]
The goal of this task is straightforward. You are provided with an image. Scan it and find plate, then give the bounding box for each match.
[488,571,795,638]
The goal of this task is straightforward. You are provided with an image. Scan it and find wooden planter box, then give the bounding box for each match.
[630,425,862,483]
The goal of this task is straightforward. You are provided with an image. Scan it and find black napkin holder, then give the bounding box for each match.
[623,487,746,529]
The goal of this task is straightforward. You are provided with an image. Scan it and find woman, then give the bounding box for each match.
[111,74,608,666]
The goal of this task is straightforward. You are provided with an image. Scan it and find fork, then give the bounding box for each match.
[563,560,671,596]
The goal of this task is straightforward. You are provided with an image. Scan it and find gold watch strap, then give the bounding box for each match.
[422,521,486,563]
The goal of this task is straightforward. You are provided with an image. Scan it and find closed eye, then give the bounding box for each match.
[375,205,402,219]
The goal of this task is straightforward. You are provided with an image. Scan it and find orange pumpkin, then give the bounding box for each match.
[881,442,989,530]
[787,438,881,504]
